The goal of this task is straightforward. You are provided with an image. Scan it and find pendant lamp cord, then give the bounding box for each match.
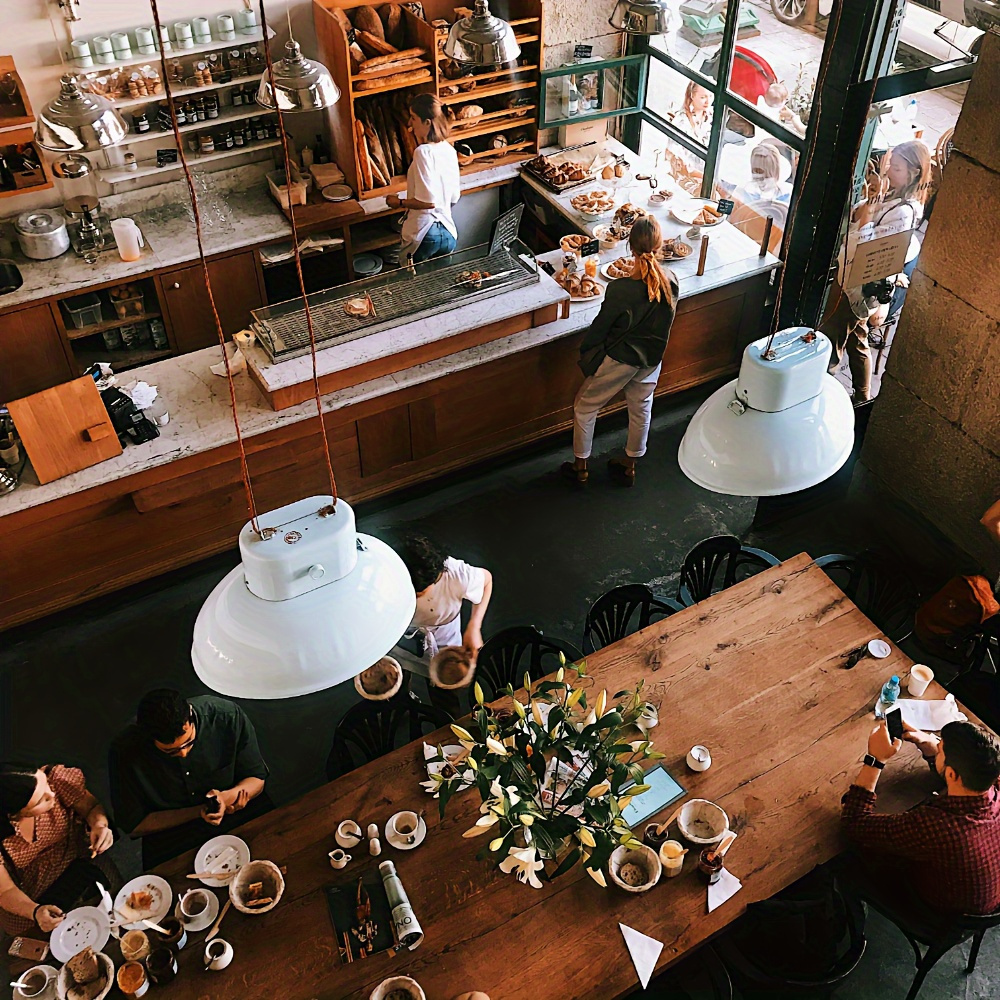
[762,0,844,358]
[258,0,340,505]
[149,0,263,537]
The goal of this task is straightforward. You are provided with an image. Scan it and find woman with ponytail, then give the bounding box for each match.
[563,216,679,486]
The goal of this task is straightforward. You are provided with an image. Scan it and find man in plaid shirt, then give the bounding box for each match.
[841,719,1000,915]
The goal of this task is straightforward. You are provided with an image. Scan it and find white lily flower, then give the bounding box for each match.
[451,724,474,742]
[586,866,608,888]
[577,827,596,847]
[595,689,607,718]
[531,700,544,727]
[462,813,500,837]
[486,736,508,756]
[498,846,545,889]
[576,710,597,732]
[587,781,611,798]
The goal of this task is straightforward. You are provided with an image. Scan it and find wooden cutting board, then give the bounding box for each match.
[8,376,121,484]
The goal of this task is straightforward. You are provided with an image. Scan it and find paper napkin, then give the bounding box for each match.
[707,867,742,912]
[620,922,664,989]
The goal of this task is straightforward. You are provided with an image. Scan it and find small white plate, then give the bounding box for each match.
[669,198,726,227]
[13,964,58,1000]
[601,259,634,281]
[422,743,474,797]
[49,906,110,963]
[868,639,891,658]
[322,183,354,202]
[173,888,220,932]
[114,874,172,931]
[385,813,427,851]
[194,834,250,887]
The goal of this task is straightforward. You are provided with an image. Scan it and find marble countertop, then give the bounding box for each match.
[524,137,782,296]
[0,159,525,311]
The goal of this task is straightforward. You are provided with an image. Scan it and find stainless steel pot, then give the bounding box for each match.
[15,210,70,260]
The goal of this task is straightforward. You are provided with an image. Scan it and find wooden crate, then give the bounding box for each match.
[313,0,542,200]
[0,125,52,200]
[0,56,35,131]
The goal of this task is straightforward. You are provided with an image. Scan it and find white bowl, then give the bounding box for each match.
[676,798,729,845]
[56,952,114,1000]
[608,843,661,893]
[229,859,284,915]
[371,976,426,1000]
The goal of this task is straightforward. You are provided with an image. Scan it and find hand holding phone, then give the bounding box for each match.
[886,707,904,742]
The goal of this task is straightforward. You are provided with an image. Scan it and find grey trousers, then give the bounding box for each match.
[572,356,662,459]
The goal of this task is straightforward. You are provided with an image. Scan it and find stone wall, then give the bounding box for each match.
[858,32,1000,577]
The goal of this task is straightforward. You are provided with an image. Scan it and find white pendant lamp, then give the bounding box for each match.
[444,0,521,66]
[677,328,856,497]
[35,74,128,152]
[256,38,340,112]
[192,497,415,699]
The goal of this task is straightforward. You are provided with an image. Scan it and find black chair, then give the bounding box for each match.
[326,692,454,781]
[814,552,918,643]
[677,535,781,606]
[471,625,584,708]
[946,615,1000,733]
[715,874,866,998]
[860,892,1000,1000]
[584,584,685,653]
[637,943,732,999]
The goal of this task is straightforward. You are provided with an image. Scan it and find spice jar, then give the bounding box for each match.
[198,133,215,154]
[124,152,138,172]
[233,128,246,148]
[206,94,219,119]
[252,117,267,141]
[232,86,244,107]
[195,97,207,121]
[265,119,278,140]
[219,130,234,150]
[133,112,150,134]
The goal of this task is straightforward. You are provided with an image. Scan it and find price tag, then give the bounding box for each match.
[574,44,593,61]
[716,198,734,215]
[580,238,599,258]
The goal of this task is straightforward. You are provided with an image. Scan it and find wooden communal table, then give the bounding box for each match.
[152,553,946,999]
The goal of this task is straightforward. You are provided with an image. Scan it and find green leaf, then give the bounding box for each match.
[549,847,582,881]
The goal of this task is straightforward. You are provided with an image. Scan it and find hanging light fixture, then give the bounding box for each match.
[444,0,521,66]
[608,0,673,35]
[677,328,856,496]
[192,497,415,699]
[256,38,340,112]
[35,74,128,152]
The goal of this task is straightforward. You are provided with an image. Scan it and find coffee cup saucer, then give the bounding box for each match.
[386,814,427,851]
[174,890,220,932]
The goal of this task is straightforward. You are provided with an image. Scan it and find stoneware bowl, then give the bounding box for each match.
[429,646,476,690]
[608,843,661,893]
[676,798,729,846]
[371,975,426,1000]
[56,951,114,1000]
[230,859,284,915]
[354,656,403,701]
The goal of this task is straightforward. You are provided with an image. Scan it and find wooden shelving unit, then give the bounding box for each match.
[64,310,163,341]
[0,57,52,201]
[0,125,53,200]
[314,0,543,202]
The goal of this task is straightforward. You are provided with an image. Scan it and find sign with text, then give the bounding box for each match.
[716,198,734,215]
[846,229,910,287]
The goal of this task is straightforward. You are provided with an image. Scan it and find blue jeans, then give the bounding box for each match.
[412,222,457,262]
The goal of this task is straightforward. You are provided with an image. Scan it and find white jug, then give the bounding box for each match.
[111,218,144,262]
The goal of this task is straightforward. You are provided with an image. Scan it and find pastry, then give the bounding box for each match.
[344,297,371,317]
[607,257,635,279]
[660,239,691,260]
[127,889,154,912]
[570,190,615,215]
[559,234,588,252]
[693,203,722,226]
[613,203,646,230]
[67,947,100,986]
[601,165,614,181]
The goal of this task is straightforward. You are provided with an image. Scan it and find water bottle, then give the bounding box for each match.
[880,675,901,711]
[379,860,423,950]
[905,98,918,122]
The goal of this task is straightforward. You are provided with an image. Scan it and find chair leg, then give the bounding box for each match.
[966,929,986,974]
[905,943,951,1000]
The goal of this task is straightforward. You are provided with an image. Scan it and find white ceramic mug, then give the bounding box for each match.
[179,888,211,924]
[388,810,420,844]
[908,664,934,697]
[369,837,381,856]
[192,17,212,42]
[17,967,54,998]
[636,702,658,732]
[336,819,363,847]
[204,937,234,971]
[686,745,712,771]
[328,848,351,869]
[236,8,259,33]
[216,14,236,39]
[111,218,144,262]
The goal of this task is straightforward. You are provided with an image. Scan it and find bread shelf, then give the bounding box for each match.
[97,139,280,184]
[64,310,163,340]
[119,104,277,145]
[351,71,434,97]
[350,59,434,85]
[453,116,536,142]
[69,26,274,74]
[440,78,536,105]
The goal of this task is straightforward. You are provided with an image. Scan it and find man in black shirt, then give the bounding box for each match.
[109,689,271,868]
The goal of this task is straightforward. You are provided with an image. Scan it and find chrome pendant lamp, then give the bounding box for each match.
[35,74,128,152]
[677,329,856,496]
[192,497,415,699]
[608,0,673,35]
[256,38,340,111]
[444,0,521,66]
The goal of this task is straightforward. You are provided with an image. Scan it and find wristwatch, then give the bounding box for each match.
[862,754,885,770]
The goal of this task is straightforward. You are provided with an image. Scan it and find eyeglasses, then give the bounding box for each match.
[161,732,196,756]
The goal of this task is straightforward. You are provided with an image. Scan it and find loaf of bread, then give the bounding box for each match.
[356,29,398,58]
[351,5,385,38]
[359,46,425,70]
[378,4,406,48]
[354,67,427,90]
[331,7,353,34]
[456,105,483,119]
[67,947,100,986]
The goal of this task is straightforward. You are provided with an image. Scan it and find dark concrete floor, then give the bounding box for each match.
[3,385,997,999]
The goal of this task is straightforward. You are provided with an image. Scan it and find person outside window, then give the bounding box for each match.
[109,690,271,869]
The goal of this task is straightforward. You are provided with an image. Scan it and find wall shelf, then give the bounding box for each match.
[105,73,265,112]
[65,310,163,340]
[98,139,280,184]
[119,104,277,145]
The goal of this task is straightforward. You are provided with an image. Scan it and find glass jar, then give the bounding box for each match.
[198,133,215,154]
[174,103,187,126]
[124,152,138,172]
[195,97,207,122]
[252,117,267,141]
[233,128,245,148]
[265,119,278,140]
[133,112,150,134]
[232,86,244,107]
[206,95,219,119]
[220,130,234,150]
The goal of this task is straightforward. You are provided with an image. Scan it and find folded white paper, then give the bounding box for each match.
[707,867,742,912]
[210,346,246,377]
[897,697,967,731]
[620,923,663,989]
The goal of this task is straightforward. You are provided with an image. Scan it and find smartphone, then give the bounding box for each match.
[9,937,49,961]
[886,707,904,742]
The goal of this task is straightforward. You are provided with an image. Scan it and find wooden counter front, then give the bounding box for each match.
[1,271,766,631]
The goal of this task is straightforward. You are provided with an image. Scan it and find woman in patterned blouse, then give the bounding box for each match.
[0,763,115,936]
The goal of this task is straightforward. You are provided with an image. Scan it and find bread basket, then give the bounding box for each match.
[229,859,284,915]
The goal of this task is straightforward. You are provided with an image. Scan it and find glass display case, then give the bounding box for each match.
[539,55,647,130]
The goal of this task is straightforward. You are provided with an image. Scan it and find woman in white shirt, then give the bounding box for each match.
[387,94,461,263]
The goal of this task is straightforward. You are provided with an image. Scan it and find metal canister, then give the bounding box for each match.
[15,210,70,260]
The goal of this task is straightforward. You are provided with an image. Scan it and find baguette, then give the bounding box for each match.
[356,119,374,190]
[373,100,397,176]
[357,57,424,80]
[359,46,425,70]
[384,100,405,171]
[356,29,397,58]
[363,120,391,182]
[393,97,417,162]
[355,67,427,90]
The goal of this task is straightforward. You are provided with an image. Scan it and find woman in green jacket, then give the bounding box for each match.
[562,216,679,486]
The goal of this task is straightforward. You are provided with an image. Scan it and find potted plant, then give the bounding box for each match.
[428,656,664,889]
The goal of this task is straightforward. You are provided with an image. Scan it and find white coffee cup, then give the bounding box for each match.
[636,702,658,732]
[388,810,420,844]
[369,837,381,856]
[336,819,363,848]
[328,848,351,869]
[204,937,234,971]
[686,744,712,771]
[908,664,934,697]
[18,967,54,998]
[179,888,210,923]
